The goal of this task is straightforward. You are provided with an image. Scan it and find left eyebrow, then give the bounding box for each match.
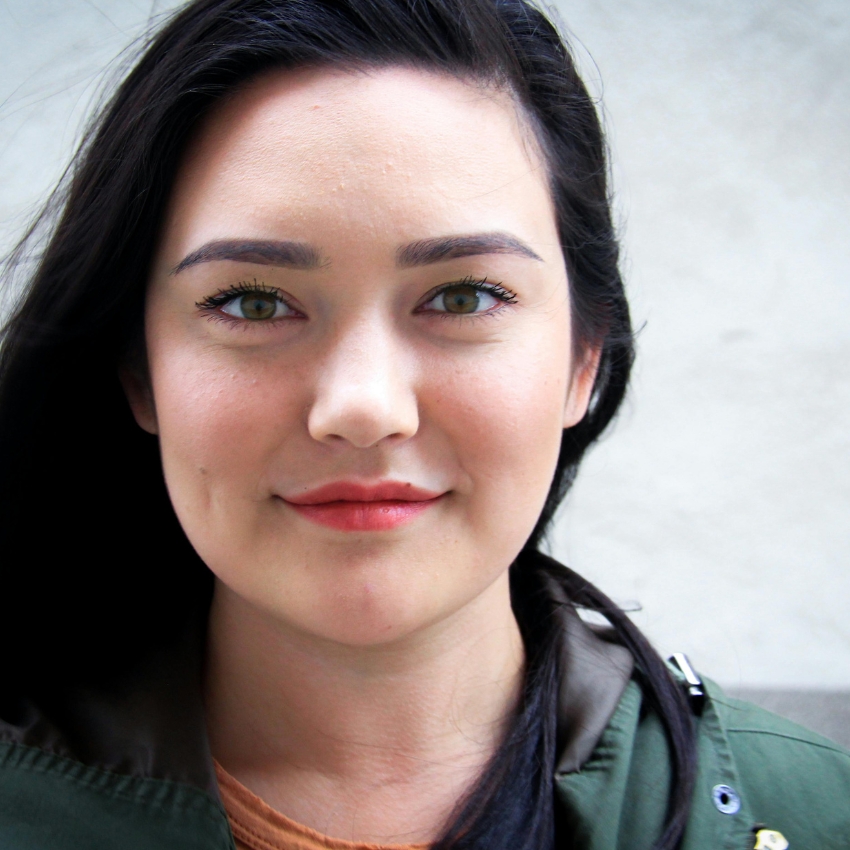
[396,232,544,268]
[171,239,323,274]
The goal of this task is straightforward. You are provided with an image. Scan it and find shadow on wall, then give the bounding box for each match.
[729,690,850,749]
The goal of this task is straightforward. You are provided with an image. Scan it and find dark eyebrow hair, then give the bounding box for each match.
[396,232,543,268]
[172,239,323,274]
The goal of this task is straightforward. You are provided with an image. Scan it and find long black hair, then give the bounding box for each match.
[0,1,695,848]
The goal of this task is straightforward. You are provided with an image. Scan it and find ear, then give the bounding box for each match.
[563,346,602,429]
[119,363,159,435]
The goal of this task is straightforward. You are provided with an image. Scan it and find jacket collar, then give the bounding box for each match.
[538,560,634,774]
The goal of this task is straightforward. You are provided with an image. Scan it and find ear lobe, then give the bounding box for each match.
[563,346,602,429]
[119,365,159,435]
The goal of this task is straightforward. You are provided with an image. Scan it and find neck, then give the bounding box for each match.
[204,572,525,844]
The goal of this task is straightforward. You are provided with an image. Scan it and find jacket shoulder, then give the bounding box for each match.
[702,679,850,849]
[709,684,848,750]
[553,673,850,850]
[0,741,234,850]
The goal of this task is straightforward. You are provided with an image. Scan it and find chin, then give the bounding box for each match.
[306,587,446,647]
[311,619,426,648]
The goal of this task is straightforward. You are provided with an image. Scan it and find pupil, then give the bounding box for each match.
[241,293,276,320]
[444,286,479,314]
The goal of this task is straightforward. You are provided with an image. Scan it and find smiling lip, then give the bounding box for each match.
[283,481,445,531]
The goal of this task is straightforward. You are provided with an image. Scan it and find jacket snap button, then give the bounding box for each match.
[711,784,741,815]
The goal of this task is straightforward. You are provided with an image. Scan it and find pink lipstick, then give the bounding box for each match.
[283,481,444,531]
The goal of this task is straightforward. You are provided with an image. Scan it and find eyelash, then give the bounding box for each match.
[417,276,518,318]
[196,280,289,312]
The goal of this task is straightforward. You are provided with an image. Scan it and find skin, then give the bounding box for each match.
[123,66,598,843]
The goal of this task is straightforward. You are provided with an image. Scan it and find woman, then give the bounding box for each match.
[0,1,846,849]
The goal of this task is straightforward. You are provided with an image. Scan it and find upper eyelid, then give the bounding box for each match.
[417,278,517,306]
[196,280,291,309]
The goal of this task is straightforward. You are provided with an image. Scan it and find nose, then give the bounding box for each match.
[307,319,419,449]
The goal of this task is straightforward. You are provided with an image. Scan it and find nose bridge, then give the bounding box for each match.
[308,308,418,448]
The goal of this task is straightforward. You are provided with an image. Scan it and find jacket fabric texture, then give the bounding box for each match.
[1,554,848,850]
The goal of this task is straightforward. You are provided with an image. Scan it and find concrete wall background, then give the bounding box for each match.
[546,0,850,690]
[1,1,847,690]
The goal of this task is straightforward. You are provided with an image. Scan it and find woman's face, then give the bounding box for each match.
[129,67,596,646]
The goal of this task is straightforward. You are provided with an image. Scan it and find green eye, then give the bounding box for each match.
[240,292,277,320]
[199,280,301,323]
[221,291,280,320]
[441,285,480,314]
[417,279,513,317]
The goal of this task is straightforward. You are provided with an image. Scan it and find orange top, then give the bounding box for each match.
[215,761,429,850]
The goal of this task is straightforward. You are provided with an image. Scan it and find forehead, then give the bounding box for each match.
[157,65,558,267]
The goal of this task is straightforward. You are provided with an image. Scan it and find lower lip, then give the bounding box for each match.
[287,498,441,531]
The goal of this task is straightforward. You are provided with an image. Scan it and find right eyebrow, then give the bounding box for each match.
[172,239,323,274]
[396,232,543,268]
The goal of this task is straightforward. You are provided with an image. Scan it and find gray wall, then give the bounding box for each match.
[1,1,848,693]
[546,0,850,691]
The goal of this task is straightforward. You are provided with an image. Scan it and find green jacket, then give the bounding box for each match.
[1,575,848,849]
[555,676,850,849]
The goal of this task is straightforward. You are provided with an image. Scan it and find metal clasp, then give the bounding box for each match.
[668,652,705,714]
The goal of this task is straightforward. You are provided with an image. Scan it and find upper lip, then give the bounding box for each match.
[283,481,444,505]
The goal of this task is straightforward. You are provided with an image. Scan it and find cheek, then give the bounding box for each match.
[427,325,571,536]
[147,340,303,514]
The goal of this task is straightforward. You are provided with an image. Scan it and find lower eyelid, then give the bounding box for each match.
[433,305,508,320]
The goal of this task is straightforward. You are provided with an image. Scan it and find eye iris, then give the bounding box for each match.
[443,285,479,314]
[239,292,277,320]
